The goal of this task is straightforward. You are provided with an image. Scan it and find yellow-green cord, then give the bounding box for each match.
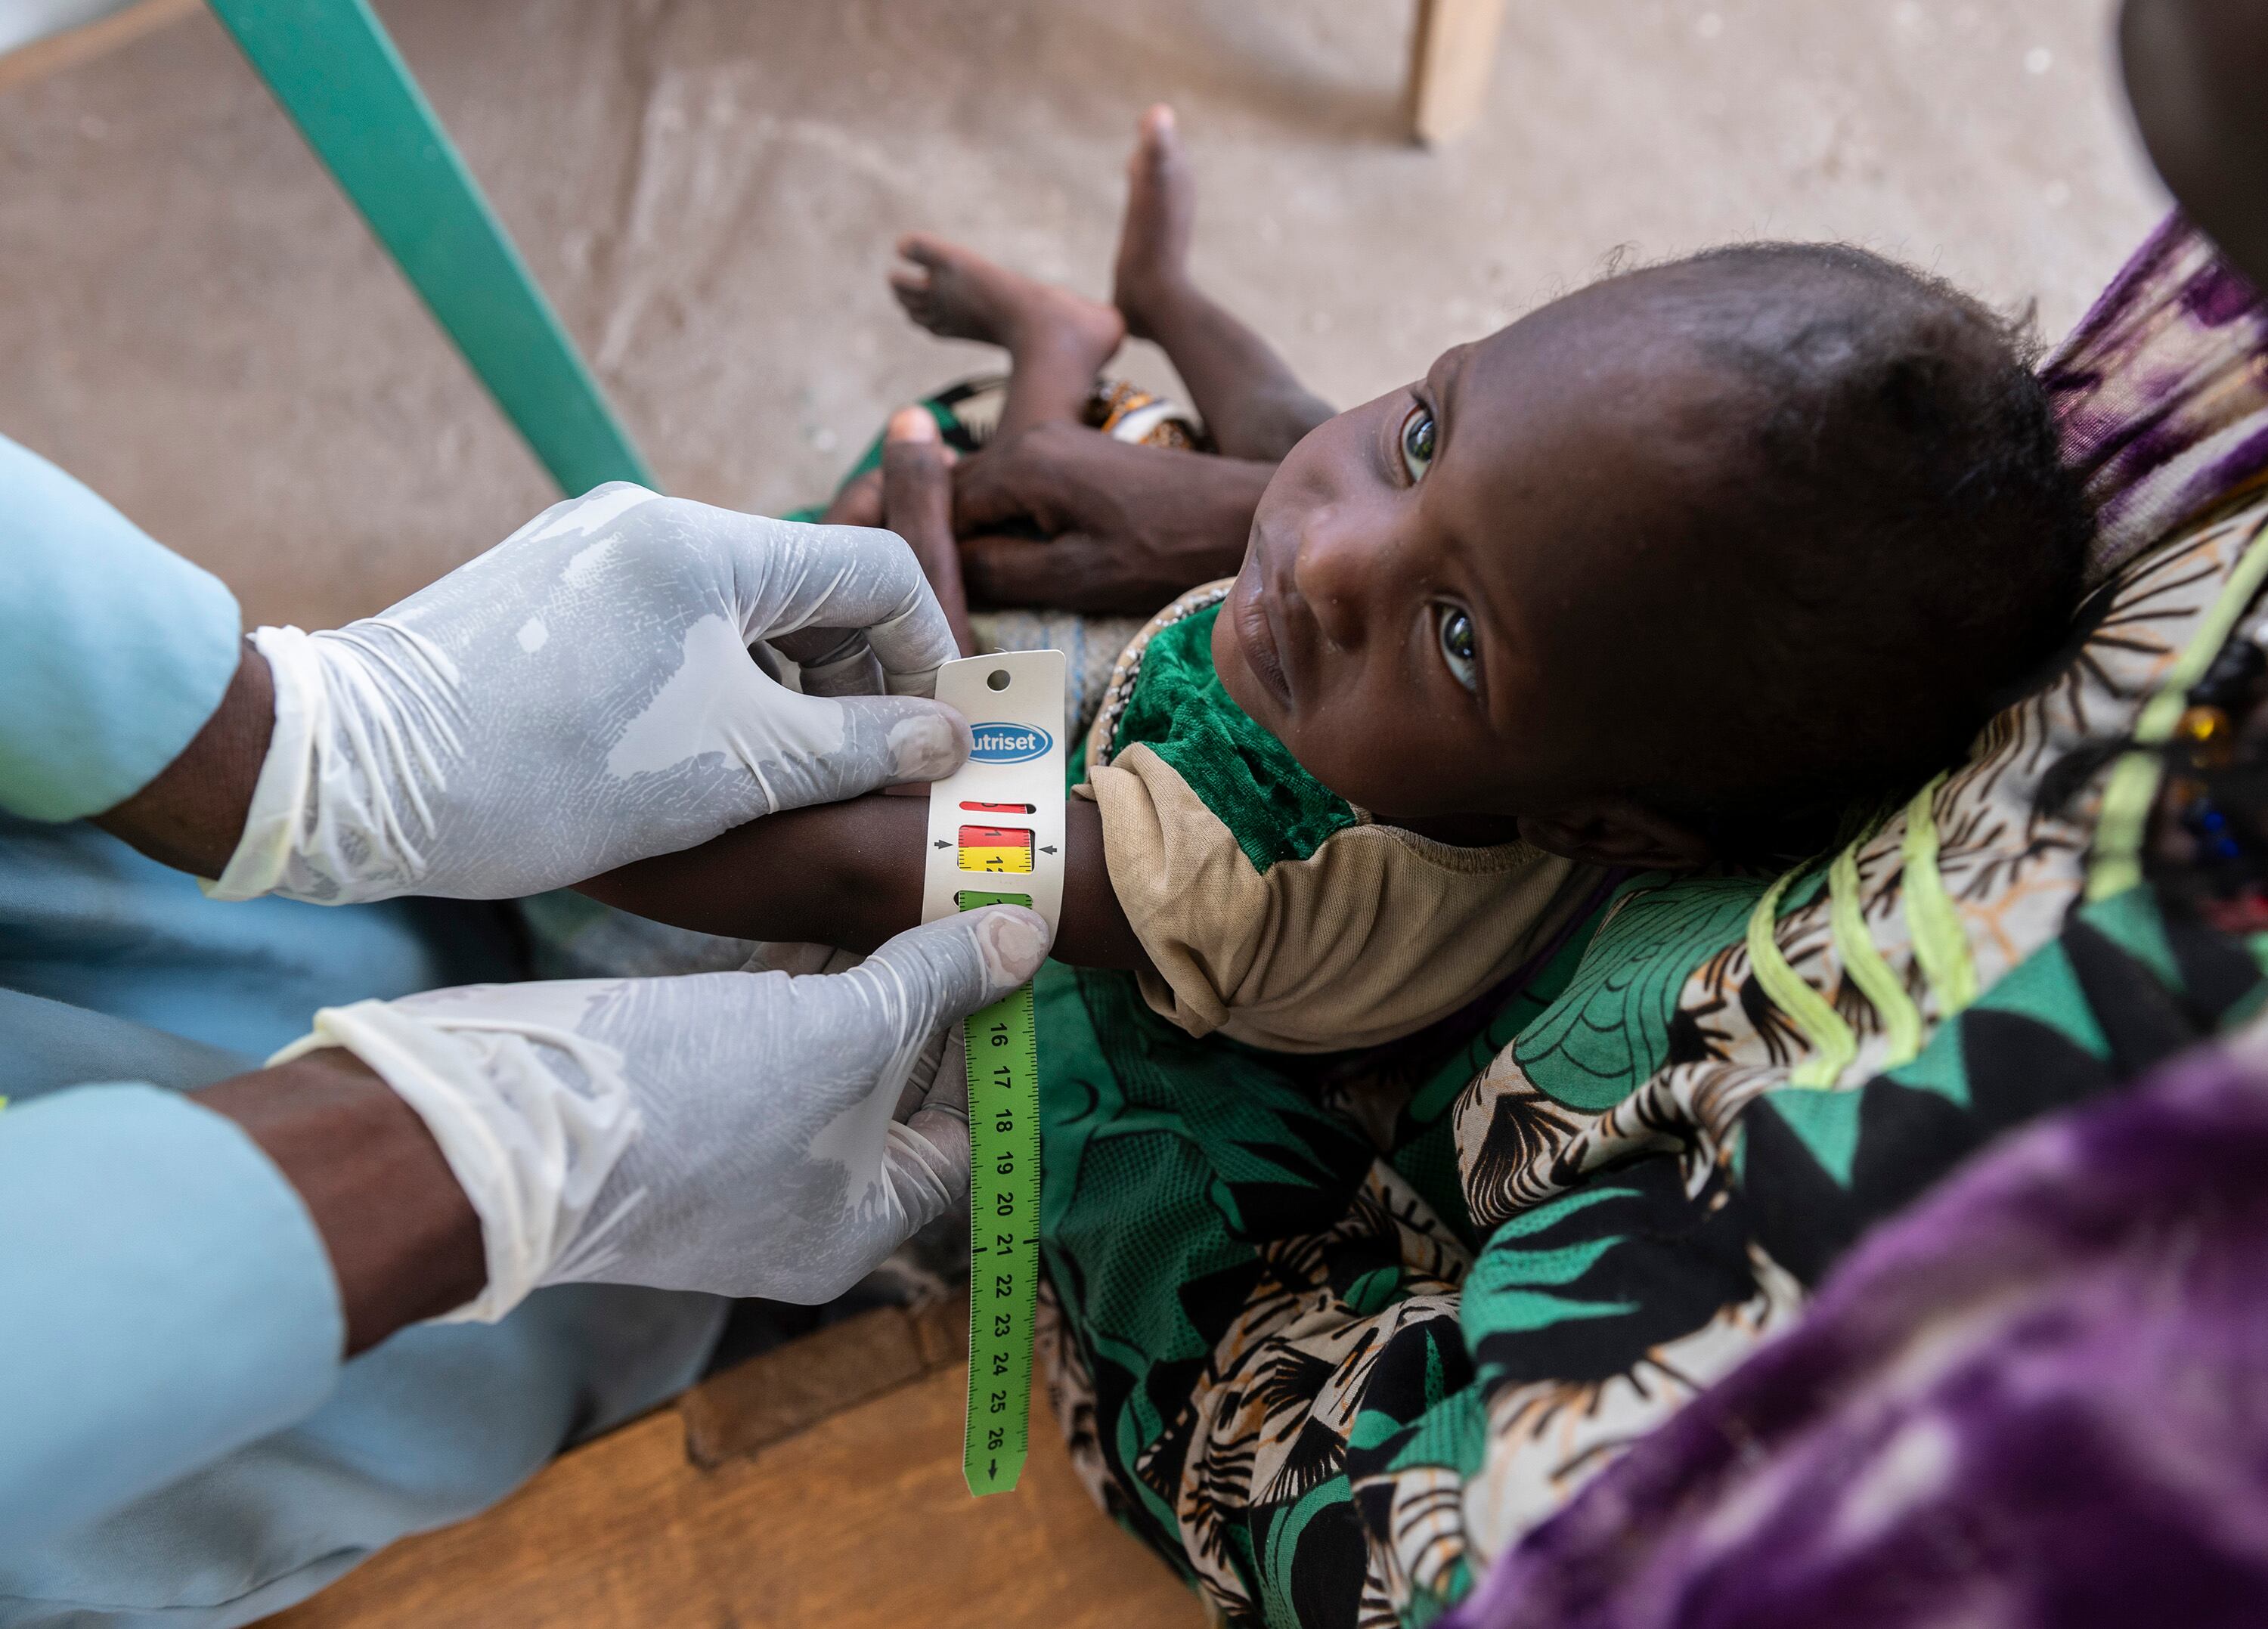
[2090,513,2268,902]
[1734,510,2268,1083]
[1744,865,1856,1089]
[1901,772,1978,1018]
[1829,834,1926,1069]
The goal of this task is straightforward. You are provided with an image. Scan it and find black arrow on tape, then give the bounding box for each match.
[1040,845,1058,854]
[934,839,950,849]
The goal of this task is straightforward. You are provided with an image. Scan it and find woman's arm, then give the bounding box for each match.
[578,791,1152,973]
[951,423,1272,614]
[2122,0,2268,290]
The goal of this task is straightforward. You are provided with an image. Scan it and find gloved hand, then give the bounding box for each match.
[271,905,1050,1315]
[209,484,967,903]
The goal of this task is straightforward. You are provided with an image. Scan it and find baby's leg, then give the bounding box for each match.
[890,234,1126,441]
[1112,105,1336,463]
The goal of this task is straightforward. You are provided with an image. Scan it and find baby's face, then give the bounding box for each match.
[1212,277,1745,829]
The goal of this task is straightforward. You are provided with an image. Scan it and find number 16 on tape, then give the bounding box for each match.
[919,650,1065,1497]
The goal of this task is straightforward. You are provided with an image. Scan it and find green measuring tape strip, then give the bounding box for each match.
[956,888,1043,1497]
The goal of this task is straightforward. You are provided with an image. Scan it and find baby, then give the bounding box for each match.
[584,113,2090,1053]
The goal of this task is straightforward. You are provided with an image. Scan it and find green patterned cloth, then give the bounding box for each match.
[1036,873,1755,1625]
[1032,486,2268,1625]
[1036,914,1603,1611]
[1037,881,2265,1628]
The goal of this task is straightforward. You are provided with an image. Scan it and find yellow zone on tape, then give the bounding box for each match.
[958,823,1034,875]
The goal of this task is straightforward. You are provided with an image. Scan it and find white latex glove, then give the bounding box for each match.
[271,906,1050,1315]
[210,483,966,903]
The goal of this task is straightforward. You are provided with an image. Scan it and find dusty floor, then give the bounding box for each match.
[0,0,2164,629]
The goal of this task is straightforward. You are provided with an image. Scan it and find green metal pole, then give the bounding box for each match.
[205,0,656,496]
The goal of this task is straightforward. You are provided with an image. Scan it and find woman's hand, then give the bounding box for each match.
[185,487,969,903]
[950,421,1272,613]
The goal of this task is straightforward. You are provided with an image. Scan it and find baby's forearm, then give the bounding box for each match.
[578,793,1150,971]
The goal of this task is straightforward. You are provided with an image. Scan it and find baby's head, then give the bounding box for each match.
[1213,243,2088,866]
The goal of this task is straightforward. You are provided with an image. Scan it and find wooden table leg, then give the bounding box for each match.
[1408,0,1510,147]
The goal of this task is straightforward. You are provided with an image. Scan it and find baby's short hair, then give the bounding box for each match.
[1638,242,2089,851]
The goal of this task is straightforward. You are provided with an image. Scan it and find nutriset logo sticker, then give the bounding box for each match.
[968,723,1052,763]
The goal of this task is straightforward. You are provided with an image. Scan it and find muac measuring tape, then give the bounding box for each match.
[919,650,1066,1497]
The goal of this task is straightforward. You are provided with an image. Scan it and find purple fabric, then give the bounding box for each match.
[2040,213,2268,587]
[1445,1041,2268,1629]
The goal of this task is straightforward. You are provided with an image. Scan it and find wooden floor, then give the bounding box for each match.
[267,1364,1206,1628]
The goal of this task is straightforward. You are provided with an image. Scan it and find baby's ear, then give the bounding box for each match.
[1517,797,1713,872]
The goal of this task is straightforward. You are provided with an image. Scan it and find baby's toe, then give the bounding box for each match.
[897,231,954,272]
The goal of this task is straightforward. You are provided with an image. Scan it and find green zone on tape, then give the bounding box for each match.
[955,888,1043,1497]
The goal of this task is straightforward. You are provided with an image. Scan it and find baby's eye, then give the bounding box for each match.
[1436,603,1479,692]
[1399,404,1436,484]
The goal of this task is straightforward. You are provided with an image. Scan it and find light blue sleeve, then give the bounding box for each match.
[0,434,243,822]
[0,1084,344,1562]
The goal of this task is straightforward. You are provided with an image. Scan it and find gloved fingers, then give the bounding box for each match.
[773,627,886,698]
[833,906,1051,1069]
[723,683,971,810]
[886,1022,973,1234]
[491,480,665,558]
[883,1111,970,1232]
[894,1011,963,1120]
[720,512,959,697]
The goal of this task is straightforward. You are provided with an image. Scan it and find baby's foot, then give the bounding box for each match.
[1112,104,1196,342]
[889,233,1125,372]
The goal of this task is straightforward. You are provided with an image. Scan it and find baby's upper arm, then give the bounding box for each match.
[576,791,1147,971]
[576,794,928,951]
[1056,796,1148,971]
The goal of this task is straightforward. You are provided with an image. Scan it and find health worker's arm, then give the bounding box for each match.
[0,435,472,1557]
[0,1055,483,1562]
[579,790,1153,973]
[0,435,1033,1561]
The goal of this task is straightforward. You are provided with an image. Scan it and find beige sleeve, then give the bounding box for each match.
[1089,745,1606,1053]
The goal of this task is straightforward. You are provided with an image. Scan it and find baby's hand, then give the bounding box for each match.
[878,408,975,658]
